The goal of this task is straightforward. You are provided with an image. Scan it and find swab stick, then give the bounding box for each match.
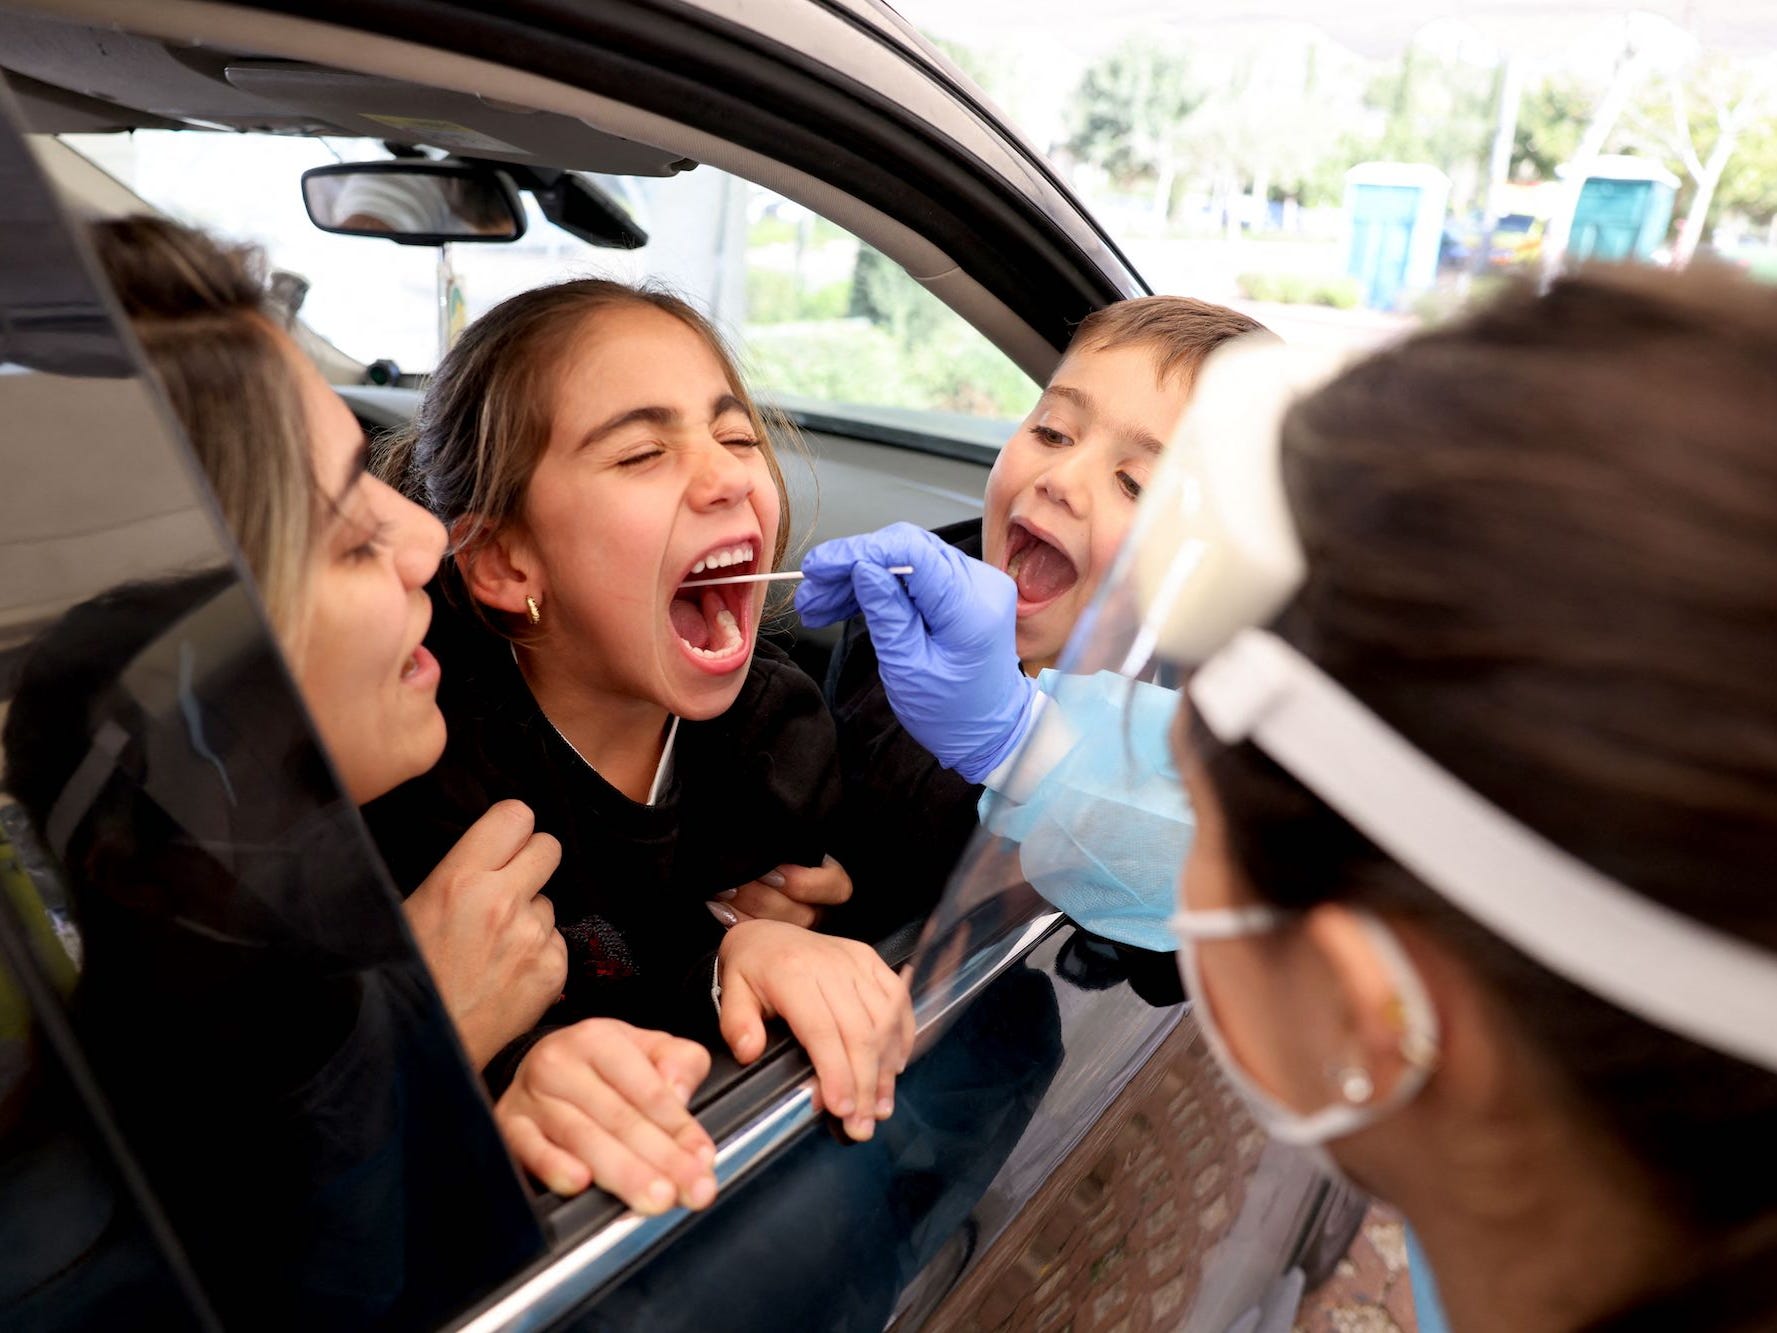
[679,565,913,589]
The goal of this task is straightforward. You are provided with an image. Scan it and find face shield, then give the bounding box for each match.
[911,336,1777,1083]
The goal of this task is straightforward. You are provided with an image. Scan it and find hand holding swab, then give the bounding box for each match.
[680,565,913,589]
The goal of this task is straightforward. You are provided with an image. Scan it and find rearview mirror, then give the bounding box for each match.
[300,161,526,245]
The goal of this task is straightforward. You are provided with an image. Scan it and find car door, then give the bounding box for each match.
[0,2,1360,1328]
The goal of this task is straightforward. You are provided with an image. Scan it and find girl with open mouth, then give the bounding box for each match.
[366,279,910,1207]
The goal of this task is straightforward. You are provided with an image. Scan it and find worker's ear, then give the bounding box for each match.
[1302,905,1425,1106]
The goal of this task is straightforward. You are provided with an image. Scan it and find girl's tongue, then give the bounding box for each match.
[670,588,725,650]
[1007,534,1078,603]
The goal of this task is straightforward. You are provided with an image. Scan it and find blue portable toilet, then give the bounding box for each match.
[1567,154,1679,263]
[1343,163,1450,311]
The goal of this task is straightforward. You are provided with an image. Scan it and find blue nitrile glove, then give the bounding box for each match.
[797,523,1037,782]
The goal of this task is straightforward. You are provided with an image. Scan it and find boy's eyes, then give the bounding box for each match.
[1027,420,1145,499]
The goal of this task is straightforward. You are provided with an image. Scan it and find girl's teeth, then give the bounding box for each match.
[680,608,744,658]
[686,543,756,578]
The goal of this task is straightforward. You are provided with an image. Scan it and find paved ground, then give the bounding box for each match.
[1294,1204,1419,1333]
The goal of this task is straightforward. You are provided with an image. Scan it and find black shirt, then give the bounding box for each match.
[825,519,987,939]
[364,586,843,1077]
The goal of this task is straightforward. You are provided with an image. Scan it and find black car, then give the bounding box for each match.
[0,1,1363,1328]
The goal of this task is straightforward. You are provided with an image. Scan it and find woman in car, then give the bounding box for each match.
[814,266,1777,1331]
[79,216,724,1216]
[368,279,912,1153]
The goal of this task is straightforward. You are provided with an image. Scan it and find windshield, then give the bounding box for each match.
[60,130,1035,428]
[64,131,653,373]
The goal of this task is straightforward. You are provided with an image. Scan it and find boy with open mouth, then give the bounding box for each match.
[811,297,1271,938]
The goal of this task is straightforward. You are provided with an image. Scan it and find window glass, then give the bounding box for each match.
[62,131,1036,436]
[7,119,544,1327]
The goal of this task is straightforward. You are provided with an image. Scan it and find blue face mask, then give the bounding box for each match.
[1406,1225,1453,1333]
[978,669,1190,952]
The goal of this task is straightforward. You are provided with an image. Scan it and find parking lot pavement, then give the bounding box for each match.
[1293,1204,1419,1333]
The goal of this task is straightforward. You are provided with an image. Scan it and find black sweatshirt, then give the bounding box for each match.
[824,519,987,939]
[364,585,843,1084]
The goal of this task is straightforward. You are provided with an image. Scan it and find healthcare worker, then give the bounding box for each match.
[800,265,1777,1332]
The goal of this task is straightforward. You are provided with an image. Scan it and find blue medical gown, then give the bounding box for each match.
[977,671,1192,952]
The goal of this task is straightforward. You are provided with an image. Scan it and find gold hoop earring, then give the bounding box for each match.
[525,596,541,626]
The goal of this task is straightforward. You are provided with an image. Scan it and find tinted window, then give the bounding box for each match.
[0,81,544,1328]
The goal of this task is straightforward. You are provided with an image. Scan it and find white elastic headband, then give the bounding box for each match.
[1140,337,1777,1075]
[1191,630,1777,1075]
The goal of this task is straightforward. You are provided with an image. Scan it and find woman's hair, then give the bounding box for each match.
[382,278,793,636]
[90,217,315,635]
[1193,264,1777,1327]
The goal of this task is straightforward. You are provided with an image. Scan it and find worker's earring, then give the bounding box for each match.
[525,596,541,626]
[1334,1065,1374,1106]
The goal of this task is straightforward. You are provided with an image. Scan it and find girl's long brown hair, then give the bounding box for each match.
[1195,264,1777,1330]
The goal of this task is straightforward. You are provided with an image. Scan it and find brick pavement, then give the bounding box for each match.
[1293,1204,1419,1333]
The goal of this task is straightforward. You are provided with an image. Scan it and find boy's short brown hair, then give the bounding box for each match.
[1068,295,1270,388]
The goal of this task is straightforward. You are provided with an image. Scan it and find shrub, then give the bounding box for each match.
[745,270,852,324]
[1236,271,1361,308]
[744,317,1034,418]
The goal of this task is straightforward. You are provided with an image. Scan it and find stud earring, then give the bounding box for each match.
[525,596,541,626]
[1335,1065,1375,1106]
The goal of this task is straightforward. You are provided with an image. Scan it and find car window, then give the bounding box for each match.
[2,111,544,1328]
[63,131,1038,440]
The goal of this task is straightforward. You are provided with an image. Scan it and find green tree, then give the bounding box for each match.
[1619,56,1774,260]
[1714,116,1777,229]
[1512,77,1592,179]
[1067,39,1201,209]
[1363,44,1496,210]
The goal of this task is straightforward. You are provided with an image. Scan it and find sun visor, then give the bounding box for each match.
[0,71,184,134]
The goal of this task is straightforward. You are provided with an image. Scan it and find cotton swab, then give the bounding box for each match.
[679,565,913,589]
